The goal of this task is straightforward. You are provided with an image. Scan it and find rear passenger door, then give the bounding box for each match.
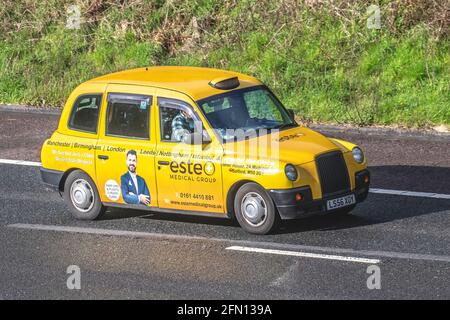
[95,84,158,208]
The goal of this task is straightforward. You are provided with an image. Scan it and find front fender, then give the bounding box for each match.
[329,138,358,153]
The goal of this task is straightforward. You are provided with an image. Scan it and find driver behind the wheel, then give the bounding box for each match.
[171,109,194,142]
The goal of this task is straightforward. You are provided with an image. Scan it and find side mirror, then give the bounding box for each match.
[287,109,295,121]
[181,132,212,145]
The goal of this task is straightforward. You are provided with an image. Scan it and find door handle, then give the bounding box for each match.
[98,155,109,160]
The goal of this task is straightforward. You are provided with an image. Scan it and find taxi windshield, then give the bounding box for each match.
[197,86,297,140]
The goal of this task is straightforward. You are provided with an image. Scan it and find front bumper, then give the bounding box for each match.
[269,169,370,219]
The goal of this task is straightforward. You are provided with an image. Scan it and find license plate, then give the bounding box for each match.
[326,194,355,211]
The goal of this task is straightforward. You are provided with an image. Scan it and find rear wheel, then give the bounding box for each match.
[234,183,279,234]
[63,170,106,220]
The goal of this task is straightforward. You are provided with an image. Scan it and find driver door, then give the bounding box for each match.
[154,89,225,214]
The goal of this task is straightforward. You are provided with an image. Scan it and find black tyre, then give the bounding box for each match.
[234,183,279,234]
[63,170,106,220]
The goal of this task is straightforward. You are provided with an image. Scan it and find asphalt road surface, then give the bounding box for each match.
[0,109,449,299]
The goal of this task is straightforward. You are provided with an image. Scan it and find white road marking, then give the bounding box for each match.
[0,159,41,167]
[1,158,449,199]
[7,223,209,241]
[8,223,450,263]
[226,246,380,264]
[369,188,450,199]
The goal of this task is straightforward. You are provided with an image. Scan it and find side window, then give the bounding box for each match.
[106,93,152,139]
[158,98,200,142]
[68,94,102,133]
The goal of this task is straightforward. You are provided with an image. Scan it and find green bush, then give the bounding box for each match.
[0,0,448,127]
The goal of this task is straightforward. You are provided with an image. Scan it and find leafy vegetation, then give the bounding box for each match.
[0,0,449,127]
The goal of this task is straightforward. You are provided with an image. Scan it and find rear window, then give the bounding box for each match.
[68,94,102,133]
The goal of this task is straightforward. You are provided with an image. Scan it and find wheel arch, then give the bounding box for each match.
[59,168,96,193]
[225,179,266,219]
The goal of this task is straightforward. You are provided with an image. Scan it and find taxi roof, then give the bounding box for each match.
[87,66,262,101]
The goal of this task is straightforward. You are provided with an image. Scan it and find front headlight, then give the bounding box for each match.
[352,147,364,164]
[285,164,298,181]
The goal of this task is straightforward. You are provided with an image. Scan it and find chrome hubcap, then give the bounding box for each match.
[70,179,94,213]
[241,192,267,227]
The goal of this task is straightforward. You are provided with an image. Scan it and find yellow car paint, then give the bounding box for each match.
[40,66,369,229]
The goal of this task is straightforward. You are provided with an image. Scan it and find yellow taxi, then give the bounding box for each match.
[40,66,370,234]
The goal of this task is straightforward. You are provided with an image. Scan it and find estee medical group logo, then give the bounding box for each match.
[168,160,216,183]
[169,160,215,176]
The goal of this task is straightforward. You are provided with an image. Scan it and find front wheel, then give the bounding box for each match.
[63,170,106,220]
[234,183,279,235]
